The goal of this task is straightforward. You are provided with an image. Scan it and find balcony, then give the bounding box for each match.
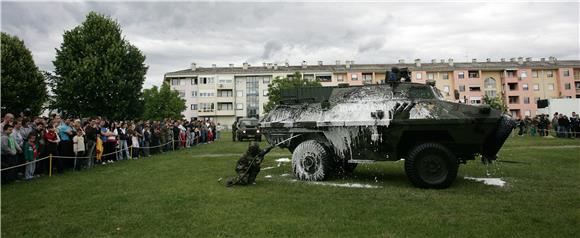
[574,74,580,81]
[215,110,235,116]
[197,109,215,116]
[217,83,234,89]
[216,97,235,103]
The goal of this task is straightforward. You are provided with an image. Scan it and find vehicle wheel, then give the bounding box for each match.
[405,143,458,189]
[292,140,333,181]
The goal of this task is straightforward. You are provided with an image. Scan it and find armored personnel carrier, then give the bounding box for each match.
[260,81,515,189]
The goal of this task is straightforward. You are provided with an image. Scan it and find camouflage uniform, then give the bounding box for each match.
[226,142,273,186]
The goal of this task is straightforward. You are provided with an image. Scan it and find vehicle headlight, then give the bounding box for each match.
[243,130,246,133]
[256,130,260,133]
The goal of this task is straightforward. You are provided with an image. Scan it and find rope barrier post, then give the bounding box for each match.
[49,154,53,177]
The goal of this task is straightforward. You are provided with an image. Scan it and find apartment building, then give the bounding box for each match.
[165,58,580,126]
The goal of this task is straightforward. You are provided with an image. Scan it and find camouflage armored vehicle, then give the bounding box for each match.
[260,81,515,189]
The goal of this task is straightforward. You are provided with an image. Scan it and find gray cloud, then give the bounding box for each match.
[2,2,578,88]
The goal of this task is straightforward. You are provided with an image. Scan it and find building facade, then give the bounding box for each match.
[165,58,580,127]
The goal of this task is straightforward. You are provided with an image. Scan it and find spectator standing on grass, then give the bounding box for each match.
[552,112,559,137]
[517,117,525,136]
[143,125,151,157]
[72,122,85,170]
[557,114,566,138]
[23,133,38,180]
[100,121,114,164]
[58,119,75,171]
[530,116,538,136]
[571,112,579,138]
[34,121,47,174]
[2,124,21,183]
[151,127,161,154]
[84,118,99,168]
[44,123,60,172]
[117,122,130,160]
[129,124,141,159]
[216,123,222,141]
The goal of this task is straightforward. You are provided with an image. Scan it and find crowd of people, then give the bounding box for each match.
[1,112,223,184]
[516,112,580,138]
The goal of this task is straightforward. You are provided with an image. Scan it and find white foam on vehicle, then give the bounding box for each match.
[280,173,291,177]
[464,177,506,187]
[264,175,273,179]
[261,166,276,171]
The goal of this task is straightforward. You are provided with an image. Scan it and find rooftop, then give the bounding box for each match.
[165,59,580,77]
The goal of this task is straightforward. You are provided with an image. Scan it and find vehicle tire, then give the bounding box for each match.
[292,140,333,181]
[404,143,458,189]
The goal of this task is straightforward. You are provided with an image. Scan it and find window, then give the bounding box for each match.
[565,83,571,90]
[468,70,479,78]
[337,75,344,82]
[263,90,269,96]
[218,79,233,84]
[506,70,517,78]
[217,90,233,97]
[532,71,538,78]
[534,97,540,104]
[415,73,422,79]
[548,84,554,91]
[533,84,540,91]
[508,96,519,104]
[524,110,531,116]
[200,77,215,84]
[236,90,244,97]
[316,75,332,82]
[563,69,570,77]
[484,78,497,98]
[547,71,554,77]
[303,74,315,81]
[468,86,481,92]
[520,71,528,78]
[458,72,465,79]
[263,77,271,84]
[191,78,198,85]
[190,104,198,110]
[176,90,185,97]
[171,79,180,86]
[522,84,529,91]
[191,91,198,97]
[441,73,449,80]
[351,74,358,81]
[199,91,215,97]
[362,73,373,81]
[236,103,243,110]
[485,90,497,98]
[199,103,214,112]
[508,83,518,91]
[470,96,482,105]
[459,85,465,92]
[427,73,434,80]
[443,86,450,95]
[524,97,530,104]
[217,103,233,111]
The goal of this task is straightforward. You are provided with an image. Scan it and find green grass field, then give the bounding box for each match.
[2,135,579,237]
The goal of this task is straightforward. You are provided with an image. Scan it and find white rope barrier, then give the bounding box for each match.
[0,140,177,172]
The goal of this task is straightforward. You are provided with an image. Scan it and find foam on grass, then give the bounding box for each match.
[464,177,506,187]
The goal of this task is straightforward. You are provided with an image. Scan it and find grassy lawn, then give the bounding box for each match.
[2,135,579,237]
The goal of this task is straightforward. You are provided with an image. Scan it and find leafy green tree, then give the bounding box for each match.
[1,32,47,116]
[50,12,147,119]
[263,72,321,113]
[142,83,186,120]
[483,95,508,113]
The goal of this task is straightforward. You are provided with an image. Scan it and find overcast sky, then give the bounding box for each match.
[2,1,579,88]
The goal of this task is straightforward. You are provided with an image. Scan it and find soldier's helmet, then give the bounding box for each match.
[247,142,261,157]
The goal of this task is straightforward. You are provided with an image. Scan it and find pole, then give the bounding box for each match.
[49,154,53,177]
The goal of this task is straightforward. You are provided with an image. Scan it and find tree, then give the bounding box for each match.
[1,32,48,116]
[263,72,322,113]
[483,95,508,113]
[50,12,147,119]
[141,83,186,120]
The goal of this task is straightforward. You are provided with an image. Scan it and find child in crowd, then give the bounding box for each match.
[23,134,38,180]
